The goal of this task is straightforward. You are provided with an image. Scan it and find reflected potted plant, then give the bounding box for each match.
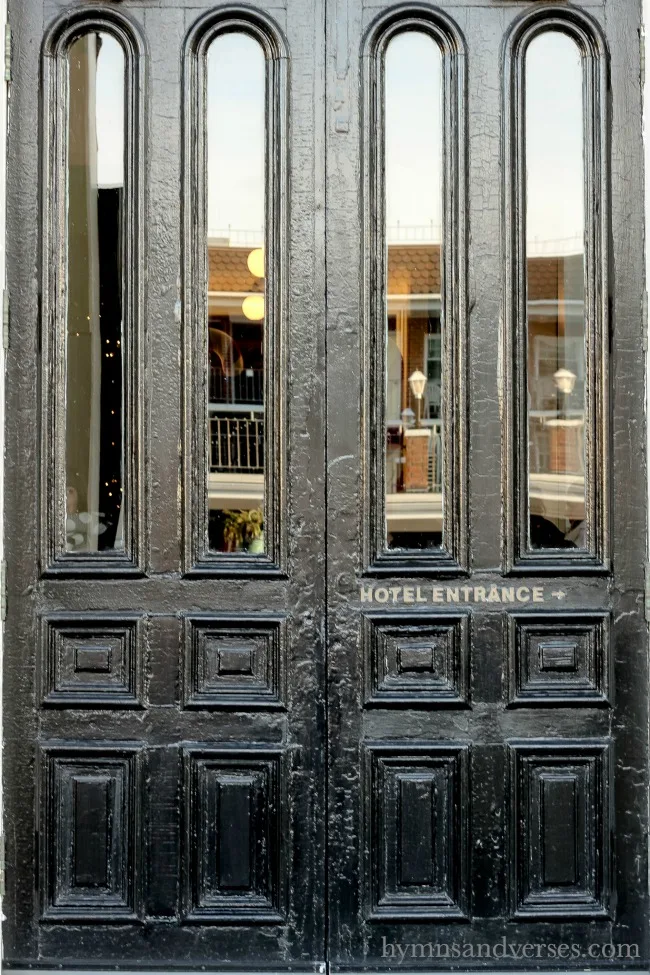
[222,508,264,553]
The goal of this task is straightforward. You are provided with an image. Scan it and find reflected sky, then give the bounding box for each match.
[526,32,583,254]
[207,33,265,240]
[94,33,124,187]
[385,32,442,239]
[92,27,585,249]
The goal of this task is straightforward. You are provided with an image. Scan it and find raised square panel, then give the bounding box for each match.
[364,742,469,920]
[183,615,286,709]
[362,612,469,706]
[182,746,286,922]
[40,743,142,921]
[507,612,610,706]
[508,740,611,919]
[41,614,143,707]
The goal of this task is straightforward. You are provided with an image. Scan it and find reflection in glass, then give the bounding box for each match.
[66,32,125,552]
[525,32,586,549]
[384,31,444,550]
[206,33,266,554]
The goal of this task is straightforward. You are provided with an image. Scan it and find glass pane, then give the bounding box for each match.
[384,31,444,550]
[66,32,125,553]
[206,33,266,554]
[525,32,586,549]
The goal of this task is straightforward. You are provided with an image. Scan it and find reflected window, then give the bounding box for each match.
[384,31,444,550]
[206,33,266,554]
[66,32,125,552]
[525,32,586,549]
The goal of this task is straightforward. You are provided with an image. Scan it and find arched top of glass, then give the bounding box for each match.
[506,4,607,63]
[363,3,465,62]
[43,7,143,64]
[184,6,288,64]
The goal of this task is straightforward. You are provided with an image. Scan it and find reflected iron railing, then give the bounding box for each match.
[210,367,263,405]
[210,416,264,473]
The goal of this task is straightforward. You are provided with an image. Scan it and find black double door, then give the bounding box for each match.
[4,0,649,969]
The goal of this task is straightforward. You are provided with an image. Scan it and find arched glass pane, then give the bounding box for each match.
[66,32,125,552]
[384,31,444,551]
[206,33,266,554]
[525,32,586,550]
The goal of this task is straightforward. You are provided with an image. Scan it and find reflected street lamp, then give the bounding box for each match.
[408,369,427,428]
[553,367,576,420]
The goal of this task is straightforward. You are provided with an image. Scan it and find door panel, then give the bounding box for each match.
[326,0,648,967]
[4,0,326,966]
[3,0,649,970]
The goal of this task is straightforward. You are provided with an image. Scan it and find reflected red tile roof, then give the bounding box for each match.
[387,245,441,294]
[208,245,262,293]
[207,242,579,301]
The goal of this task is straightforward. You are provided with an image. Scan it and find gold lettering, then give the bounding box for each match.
[461,586,472,602]
[487,585,501,603]
[389,586,401,603]
[501,587,515,603]
[474,587,487,602]
[375,587,388,603]
[416,586,427,603]
[516,586,530,603]
[446,587,459,603]
[432,587,444,603]
[360,586,373,602]
[403,586,414,604]
[532,586,544,603]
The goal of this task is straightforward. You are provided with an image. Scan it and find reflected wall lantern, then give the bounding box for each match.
[247,247,265,278]
[242,294,265,321]
[408,369,427,399]
[553,368,577,396]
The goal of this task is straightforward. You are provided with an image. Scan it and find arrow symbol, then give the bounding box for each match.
[552,590,567,600]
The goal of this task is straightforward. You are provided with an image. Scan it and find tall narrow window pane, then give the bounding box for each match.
[66,32,125,553]
[206,34,266,554]
[526,32,586,549]
[384,32,444,551]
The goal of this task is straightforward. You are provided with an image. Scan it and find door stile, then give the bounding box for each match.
[602,0,648,949]
[5,0,46,959]
[324,0,366,963]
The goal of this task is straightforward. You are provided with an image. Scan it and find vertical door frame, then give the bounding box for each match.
[0,0,6,960]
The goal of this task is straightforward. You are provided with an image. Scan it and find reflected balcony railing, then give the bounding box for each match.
[210,367,264,406]
[210,415,264,473]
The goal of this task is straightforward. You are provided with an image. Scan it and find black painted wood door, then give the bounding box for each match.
[3,0,649,970]
[325,0,649,968]
[4,0,327,967]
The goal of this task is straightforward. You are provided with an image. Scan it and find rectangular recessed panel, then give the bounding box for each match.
[40,744,141,921]
[41,615,142,707]
[508,613,609,705]
[218,646,254,676]
[509,740,610,918]
[184,616,285,708]
[183,747,285,922]
[398,776,435,887]
[542,774,577,887]
[218,777,253,891]
[398,644,434,673]
[73,777,110,887]
[363,613,469,706]
[75,646,112,673]
[365,743,468,920]
[539,641,577,672]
